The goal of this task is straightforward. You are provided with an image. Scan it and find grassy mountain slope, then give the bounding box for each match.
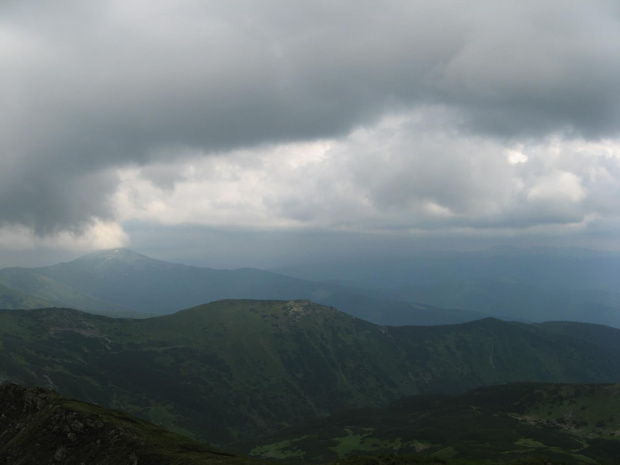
[2,300,620,447]
[0,383,272,465]
[0,281,53,309]
[0,267,141,317]
[244,383,620,464]
[0,301,413,444]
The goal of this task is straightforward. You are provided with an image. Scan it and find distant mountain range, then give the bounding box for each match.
[0,248,487,325]
[2,300,620,446]
[244,382,620,464]
[1,246,619,327]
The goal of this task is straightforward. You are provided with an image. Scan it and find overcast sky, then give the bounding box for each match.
[2,0,620,268]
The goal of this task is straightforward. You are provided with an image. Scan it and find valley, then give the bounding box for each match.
[244,383,620,464]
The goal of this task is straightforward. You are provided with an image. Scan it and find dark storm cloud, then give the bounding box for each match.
[2,0,620,234]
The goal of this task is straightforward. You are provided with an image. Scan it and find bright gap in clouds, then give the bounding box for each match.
[113,109,620,243]
[0,220,128,252]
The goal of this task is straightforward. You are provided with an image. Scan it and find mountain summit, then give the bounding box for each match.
[63,248,174,274]
[73,248,152,265]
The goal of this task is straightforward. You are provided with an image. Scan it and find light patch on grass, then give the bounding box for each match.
[515,437,545,448]
[413,439,433,452]
[250,438,307,459]
[329,428,413,458]
[430,446,457,459]
[571,454,599,464]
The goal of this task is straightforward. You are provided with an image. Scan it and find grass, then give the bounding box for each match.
[3,301,620,452]
[250,439,307,459]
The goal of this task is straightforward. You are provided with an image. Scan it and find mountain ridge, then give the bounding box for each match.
[0,248,488,326]
[2,300,620,445]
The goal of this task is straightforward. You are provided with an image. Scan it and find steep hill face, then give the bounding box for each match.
[1,300,620,446]
[245,383,620,464]
[0,383,269,465]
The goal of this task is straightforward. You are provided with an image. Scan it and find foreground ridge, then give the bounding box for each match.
[0,383,269,465]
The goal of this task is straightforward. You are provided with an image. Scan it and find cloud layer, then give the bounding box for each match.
[116,110,620,235]
[2,0,620,257]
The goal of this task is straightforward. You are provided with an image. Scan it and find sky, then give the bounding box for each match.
[2,0,620,268]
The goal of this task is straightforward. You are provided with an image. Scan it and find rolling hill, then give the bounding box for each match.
[2,300,620,447]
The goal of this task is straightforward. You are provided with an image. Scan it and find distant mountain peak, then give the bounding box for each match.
[76,248,151,263]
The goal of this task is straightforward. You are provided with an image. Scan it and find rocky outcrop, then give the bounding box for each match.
[0,383,264,465]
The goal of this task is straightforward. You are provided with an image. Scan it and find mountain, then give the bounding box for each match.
[0,248,346,316]
[0,248,485,325]
[0,383,271,465]
[3,246,618,327]
[2,300,620,446]
[244,383,620,464]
